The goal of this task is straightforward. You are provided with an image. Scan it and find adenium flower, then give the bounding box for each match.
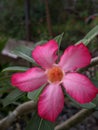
[11,40,98,122]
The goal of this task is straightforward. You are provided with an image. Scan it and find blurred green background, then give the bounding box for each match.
[0,0,98,43]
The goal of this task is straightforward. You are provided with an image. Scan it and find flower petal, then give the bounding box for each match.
[11,67,47,92]
[38,83,64,122]
[59,43,91,72]
[63,73,97,104]
[32,40,58,69]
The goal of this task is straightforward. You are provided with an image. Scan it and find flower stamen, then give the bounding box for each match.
[47,66,64,83]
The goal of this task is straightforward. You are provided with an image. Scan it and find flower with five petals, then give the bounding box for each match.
[11,40,98,122]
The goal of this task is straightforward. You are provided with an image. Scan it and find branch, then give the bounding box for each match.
[0,100,37,130]
[55,109,95,130]
[0,100,95,130]
[90,56,98,67]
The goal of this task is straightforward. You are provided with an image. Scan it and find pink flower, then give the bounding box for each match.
[11,40,98,122]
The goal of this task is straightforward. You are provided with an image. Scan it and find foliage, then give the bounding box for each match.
[26,113,55,130]
[0,0,98,43]
[2,27,98,110]
[0,1,98,129]
[0,35,8,51]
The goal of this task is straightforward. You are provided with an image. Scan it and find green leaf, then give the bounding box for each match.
[79,102,96,109]
[67,94,96,109]
[26,113,55,130]
[2,66,29,72]
[12,45,37,64]
[2,89,24,107]
[27,85,45,101]
[35,40,47,46]
[76,26,98,45]
[0,73,12,93]
[91,79,98,110]
[54,33,64,47]
[93,95,98,110]
[92,79,98,88]
[84,26,98,41]
[76,39,88,45]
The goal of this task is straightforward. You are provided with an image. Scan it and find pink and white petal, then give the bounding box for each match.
[32,40,58,69]
[63,73,97,104]
[59,43,91,72]
[38,83,64,122]
[11,67,47,92]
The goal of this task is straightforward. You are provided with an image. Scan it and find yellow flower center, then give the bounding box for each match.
[47,66,64,83]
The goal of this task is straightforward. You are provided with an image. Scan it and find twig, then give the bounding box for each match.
[0,101,37,130]
[55,109,95,130]
[90,56,98,67]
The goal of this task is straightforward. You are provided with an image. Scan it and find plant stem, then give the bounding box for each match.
[0,101,37,130]
[55,109,95,130]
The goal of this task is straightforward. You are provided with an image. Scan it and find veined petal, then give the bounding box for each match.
[11,67,47,92]
[32,40,58,69]
[59,43,91,72]
[38,83,64,122]
[63,73,97,104]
